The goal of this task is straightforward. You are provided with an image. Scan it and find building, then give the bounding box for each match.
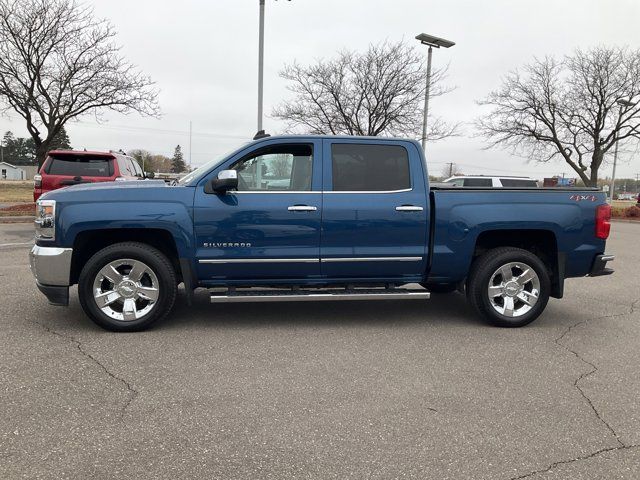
[0,161,27,180]
[20,165,39,180]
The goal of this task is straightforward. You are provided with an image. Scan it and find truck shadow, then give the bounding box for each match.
[156,288,484,331]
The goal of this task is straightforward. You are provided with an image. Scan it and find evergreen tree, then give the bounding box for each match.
[171,145,187,173]
[49,127,72,151]
[1,130,36,164]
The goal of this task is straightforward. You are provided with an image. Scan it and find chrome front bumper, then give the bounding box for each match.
[29,245,73,286]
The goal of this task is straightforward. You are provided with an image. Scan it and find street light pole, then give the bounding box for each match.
[415,33,455,152]
[421,46,433,152]
[609,99,634,201]
[610,135,619,201]
[257,0,265,133]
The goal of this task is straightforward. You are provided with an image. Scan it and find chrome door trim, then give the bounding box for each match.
[320,256,423,263]
[395,205,424,212]
[288,205,317,212]
[199,258,320,264]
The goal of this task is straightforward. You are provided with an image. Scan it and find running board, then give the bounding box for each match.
[209,286,430,303]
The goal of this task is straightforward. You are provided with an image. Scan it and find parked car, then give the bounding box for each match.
[443,175,539,188]
[30,135,613,332]
[33,150,144,201]
[637,193,640,206]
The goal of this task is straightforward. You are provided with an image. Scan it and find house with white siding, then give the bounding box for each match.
[0,161,26,180]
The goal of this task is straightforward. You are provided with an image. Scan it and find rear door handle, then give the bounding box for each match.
[395,205,424,212]
[288,205,318,212]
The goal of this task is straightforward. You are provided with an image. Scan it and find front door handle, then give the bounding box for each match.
[288,205,318,212]
[395,205,424,212]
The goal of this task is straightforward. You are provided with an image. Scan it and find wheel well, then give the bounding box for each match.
[473,229,562,297]
[70,229,181,285]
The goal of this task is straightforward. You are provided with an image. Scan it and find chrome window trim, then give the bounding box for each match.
[232,191,321,194]
[324,188,413,194]
[321,257,422,263]
[230,188,413,194]
[199,258,320,264]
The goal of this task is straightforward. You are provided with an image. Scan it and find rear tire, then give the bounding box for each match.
[466,247,550,328]
[78,242,177,332]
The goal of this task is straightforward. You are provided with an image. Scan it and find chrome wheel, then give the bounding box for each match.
[92,258,160,321]
[487,262,540,317]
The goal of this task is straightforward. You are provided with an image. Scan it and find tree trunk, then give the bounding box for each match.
[587,151,604,188]
[36,142,49,169]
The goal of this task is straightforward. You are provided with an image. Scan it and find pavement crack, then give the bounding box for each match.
[34,321,138,420]
[509,444,640,479]
[554,320,624,447]
[510,297,640,480]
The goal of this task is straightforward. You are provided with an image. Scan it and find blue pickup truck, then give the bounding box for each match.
[29,135,614,331]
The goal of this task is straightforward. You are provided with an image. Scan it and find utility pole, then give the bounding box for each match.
[447,162,454,177]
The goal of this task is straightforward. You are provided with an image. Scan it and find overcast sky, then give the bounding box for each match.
[1,0,640,180]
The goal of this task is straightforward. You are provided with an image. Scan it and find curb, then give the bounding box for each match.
[0,216,34,224]
[612,218,640,224]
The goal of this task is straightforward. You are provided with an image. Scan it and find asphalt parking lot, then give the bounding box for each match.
[1,222,639,479]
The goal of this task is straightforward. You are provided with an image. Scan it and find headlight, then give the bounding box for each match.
[35,199,56,240]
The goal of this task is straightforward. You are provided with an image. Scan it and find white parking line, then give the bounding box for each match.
[0,241,34,248]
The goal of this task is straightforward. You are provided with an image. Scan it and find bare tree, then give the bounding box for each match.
[477,47,640,186]
[0,0,159,167]
[273,41,459,141]
[270,154,291,178]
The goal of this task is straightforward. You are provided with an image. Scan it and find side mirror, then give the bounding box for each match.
[145,171,155,179]
[205,169,238,194]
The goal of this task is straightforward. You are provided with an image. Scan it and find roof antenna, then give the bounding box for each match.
[253,130,270,140]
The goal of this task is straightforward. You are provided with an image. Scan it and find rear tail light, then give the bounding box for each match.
[595,204,611,239]
[34,174,42,188]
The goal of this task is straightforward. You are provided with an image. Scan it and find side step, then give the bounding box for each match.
[210,286,430,303]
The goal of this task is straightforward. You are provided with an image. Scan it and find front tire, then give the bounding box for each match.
[78,242,177,332]
[466,247,550,328]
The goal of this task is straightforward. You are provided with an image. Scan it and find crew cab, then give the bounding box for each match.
[33,150,143,201]
[29,135,614,332]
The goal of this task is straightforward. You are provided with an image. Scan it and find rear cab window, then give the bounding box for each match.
[331,144,410,191]
[45,154,114,177]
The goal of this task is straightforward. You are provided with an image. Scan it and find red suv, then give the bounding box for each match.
[34,150,144,201]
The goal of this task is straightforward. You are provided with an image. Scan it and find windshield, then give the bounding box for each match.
[178,144,248,185]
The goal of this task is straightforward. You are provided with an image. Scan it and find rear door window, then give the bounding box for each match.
[46,156,113,177]
[331,144,410,191]
[116,156,134,176]
[128,157,142,177]
[463,178,492,187]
